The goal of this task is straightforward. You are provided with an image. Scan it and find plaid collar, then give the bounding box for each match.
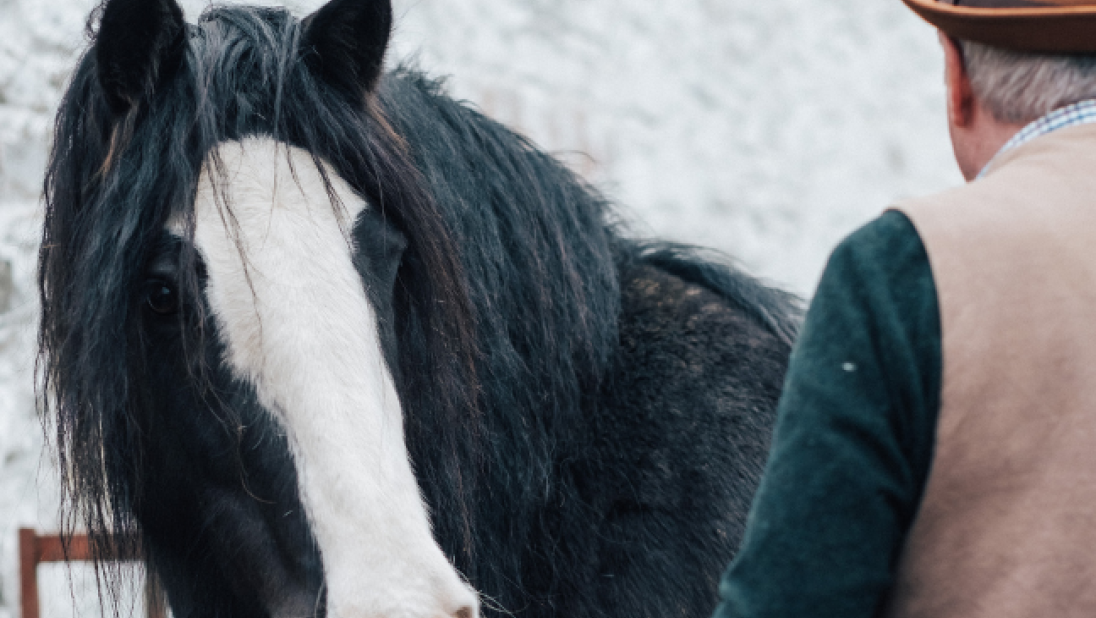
[979,99,1096,178]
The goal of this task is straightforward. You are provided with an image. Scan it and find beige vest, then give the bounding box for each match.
[885,123,1096,618]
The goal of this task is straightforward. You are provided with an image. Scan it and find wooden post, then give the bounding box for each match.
[18,529,166,618]
[19,529,40,618]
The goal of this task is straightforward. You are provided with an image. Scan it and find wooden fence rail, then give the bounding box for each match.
[18,529,166,618]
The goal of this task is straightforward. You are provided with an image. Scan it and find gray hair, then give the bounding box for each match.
[937,0,1096,123]
[959,40,1096,123]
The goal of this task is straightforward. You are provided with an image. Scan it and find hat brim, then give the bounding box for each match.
[902,0,1096,52]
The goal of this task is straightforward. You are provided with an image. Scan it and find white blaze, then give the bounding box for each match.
[191,137,479,618]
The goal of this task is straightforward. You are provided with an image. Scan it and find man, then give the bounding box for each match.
[712,1,1096,616]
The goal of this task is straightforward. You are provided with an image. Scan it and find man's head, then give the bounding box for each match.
[903,0,1096,178]
[959,39,1096,124]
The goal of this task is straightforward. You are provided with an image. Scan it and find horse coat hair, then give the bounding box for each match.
[37,1,798,617]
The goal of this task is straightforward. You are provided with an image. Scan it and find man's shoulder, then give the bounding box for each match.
[893,166,1026,232]
[892,125,1096,340]
[823,210,932,310]
[898,123,1096,237]
[839,210,924,264]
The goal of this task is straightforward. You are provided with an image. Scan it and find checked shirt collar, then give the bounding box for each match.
[978,99,1096,179]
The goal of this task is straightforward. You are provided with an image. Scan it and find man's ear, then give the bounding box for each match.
[941,33,976,129]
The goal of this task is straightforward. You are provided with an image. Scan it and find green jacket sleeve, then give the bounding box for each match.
[713,210,942,618]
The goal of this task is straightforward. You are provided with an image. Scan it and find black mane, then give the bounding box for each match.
[40,3,798,615]
[377,68,620,599]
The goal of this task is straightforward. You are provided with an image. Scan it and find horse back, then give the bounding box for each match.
[585,252,793,617]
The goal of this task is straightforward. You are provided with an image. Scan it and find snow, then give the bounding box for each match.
[0,0,965,616]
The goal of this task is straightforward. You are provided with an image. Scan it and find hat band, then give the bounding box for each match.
[956,0,1096,6]
[956,0,1049,7]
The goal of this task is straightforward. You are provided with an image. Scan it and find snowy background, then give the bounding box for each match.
[0,0,963,616]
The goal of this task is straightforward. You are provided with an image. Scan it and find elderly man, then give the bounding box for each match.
[712,1,1096,616]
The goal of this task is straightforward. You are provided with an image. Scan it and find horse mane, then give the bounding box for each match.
[39,3,797,613]
[621,243,801,346]
[376,68,622,601]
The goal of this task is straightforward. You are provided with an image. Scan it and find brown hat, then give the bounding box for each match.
[901,0,1096,53]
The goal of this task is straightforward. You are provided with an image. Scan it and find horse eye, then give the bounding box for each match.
[144,280,179,316]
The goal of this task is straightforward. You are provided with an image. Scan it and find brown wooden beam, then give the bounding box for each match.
[19,529,162,618]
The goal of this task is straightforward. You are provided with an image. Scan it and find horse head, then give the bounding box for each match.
[40,1,480,616]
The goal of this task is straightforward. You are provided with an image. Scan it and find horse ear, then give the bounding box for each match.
[300,0,393,99]
[95,0,187,116]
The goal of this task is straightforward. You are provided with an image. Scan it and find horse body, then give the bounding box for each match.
[38,2,796,618]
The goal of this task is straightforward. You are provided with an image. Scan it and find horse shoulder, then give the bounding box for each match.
[587,262,791,616]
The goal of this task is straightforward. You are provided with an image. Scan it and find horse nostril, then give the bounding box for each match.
[453,606,476,618]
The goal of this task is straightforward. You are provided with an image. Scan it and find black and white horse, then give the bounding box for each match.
[38,1,797,617]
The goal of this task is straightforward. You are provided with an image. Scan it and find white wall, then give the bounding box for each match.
[0,0,963,616]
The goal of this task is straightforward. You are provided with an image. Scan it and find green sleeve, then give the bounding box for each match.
[713,210,942,618]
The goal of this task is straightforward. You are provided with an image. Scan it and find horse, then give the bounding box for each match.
[37,1,798,617]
